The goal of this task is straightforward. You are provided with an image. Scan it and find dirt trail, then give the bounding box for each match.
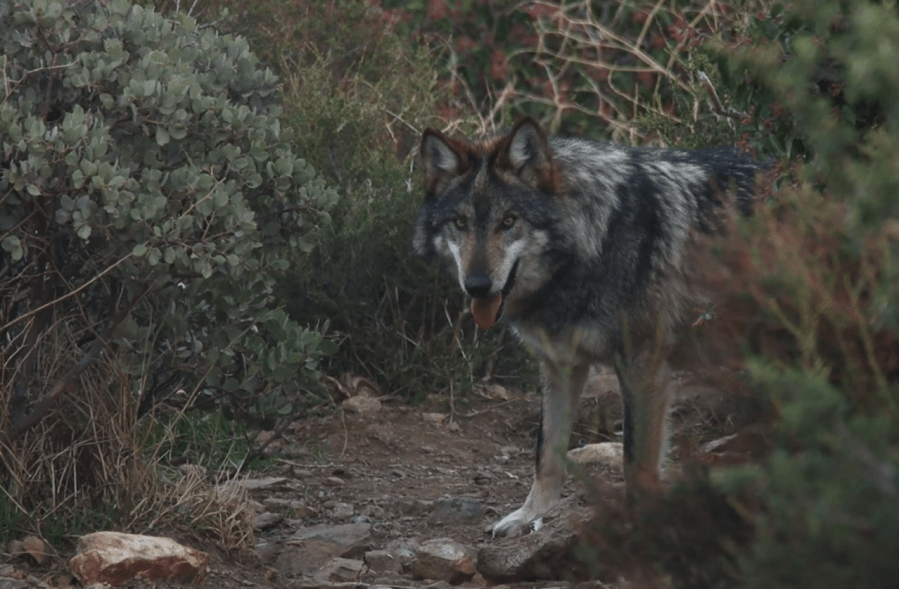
[4,369,756,588]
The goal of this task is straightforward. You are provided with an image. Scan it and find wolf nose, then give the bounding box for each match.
[464,272,493,298]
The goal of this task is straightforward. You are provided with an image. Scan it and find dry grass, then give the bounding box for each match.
[438,0,742,140]
[1,315,254,553]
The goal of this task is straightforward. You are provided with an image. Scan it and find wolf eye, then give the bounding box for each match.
[501,215,517,229]
[453,217,467,229]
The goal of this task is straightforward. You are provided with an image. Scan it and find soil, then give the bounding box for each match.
[3,368,763,589]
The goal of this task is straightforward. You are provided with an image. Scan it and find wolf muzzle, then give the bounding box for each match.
[466,260,520,330]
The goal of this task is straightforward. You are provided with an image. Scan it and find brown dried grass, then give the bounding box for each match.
[1,316,254,552]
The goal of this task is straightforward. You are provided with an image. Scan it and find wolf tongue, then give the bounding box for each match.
[471,294,503,330]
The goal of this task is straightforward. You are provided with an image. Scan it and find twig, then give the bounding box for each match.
[463,399,518,417]
[698,71,747,119]
[0,252,134,334]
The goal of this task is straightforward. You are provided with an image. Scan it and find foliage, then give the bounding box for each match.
[390,0,756,146]
[198,0,538,399]
[0,0,335,538]
[719,1,899,587]
[580,467,755,589]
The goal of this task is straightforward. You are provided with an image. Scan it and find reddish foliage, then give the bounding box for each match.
[427,0,447,20]
[636,70,656,89]
[632,9,651,25]
[455,35,478,54]
[510,23,539,46]
[491,48,508,81]
[722,181,899,398]
[588,65,611,83]
[599,100,613,121]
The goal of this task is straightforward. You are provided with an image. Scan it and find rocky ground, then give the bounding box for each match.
[1,368,767,589]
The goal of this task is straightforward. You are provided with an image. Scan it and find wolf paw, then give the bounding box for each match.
[491,509,543,538]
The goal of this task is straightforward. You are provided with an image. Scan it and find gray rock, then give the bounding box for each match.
[253,511,284,530]
[342,396,382,414]
[477,499,589,583]
[364,549,403,574]
[276,523,372,576]
[409,538,477,585]
[331,502,355,519]
[385,538,420,569]
[312,557,364,583]
[428,497,483,524]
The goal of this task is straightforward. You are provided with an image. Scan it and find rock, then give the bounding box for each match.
[253,511,284,530]
[0,564,28,589]
[409,538,477,585]
[361,503,385,519]
[263,497,305,510]
[248,498,265,514]
[567,442,623,468]
[477,499,589,583]
[22,535,47,564]
[473,469,494,485]
[397,498,434,516]
[230,476,293,492]
[67,532,208,587]
[385,538,420,569]
[312,557,364,583]
[276,523,372,576]
[5,541,22,559]
[364,550,402,574]
[342,396,382,414]
[428,497,483,524]
[331,502,354,519]
[421,412,447,424]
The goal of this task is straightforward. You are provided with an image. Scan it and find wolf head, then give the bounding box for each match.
[413,118,560,330]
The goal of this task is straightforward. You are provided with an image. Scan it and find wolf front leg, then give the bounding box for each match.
[492,360,591,538]
[615,350,672,490]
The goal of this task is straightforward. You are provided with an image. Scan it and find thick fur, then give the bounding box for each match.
[413,118,760,537]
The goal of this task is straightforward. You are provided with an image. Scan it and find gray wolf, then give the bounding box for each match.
[413,117,761,537]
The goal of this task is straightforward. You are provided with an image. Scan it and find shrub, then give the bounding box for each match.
[392,0,756,146]
[720,1,899,586]
[196,0,539,399]
[0,0,336,539]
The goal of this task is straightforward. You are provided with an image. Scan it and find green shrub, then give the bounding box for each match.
[0,0,335,538]
[718,2,899,586]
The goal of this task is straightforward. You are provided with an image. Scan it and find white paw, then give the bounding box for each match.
[492,508,541,538]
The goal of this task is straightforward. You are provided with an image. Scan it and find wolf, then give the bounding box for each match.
[412,117,761,538]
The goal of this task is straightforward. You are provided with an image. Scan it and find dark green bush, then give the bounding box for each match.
[720,1,899,586]
[0,0,336,536]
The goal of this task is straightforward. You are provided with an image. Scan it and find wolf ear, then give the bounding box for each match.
[499,117,557,194]
[420,129,467,198]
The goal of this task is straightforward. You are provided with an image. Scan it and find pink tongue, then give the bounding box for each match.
[471,294,503,330]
